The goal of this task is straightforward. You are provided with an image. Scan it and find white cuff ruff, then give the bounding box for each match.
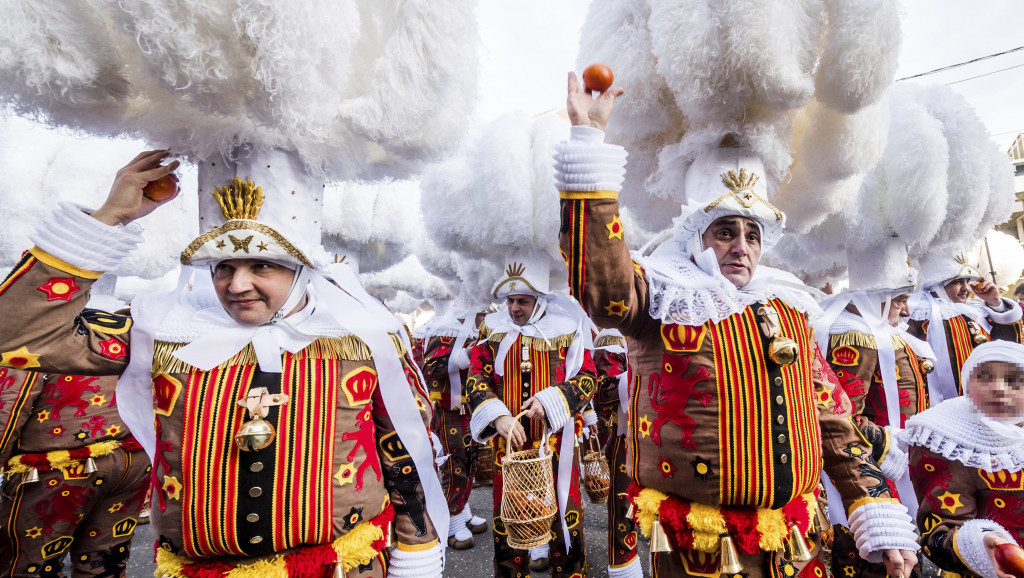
[29,203,144,272]
[955,519,1016,578]
[987,298,1023,324]
[470,399,512,443]
[607,557,644,578]
[387,542,444,578]
[535,388,571,433]
[878,427,909,481]
[554,130,628,192]
[582,408,598,427]
[847,500,920,562]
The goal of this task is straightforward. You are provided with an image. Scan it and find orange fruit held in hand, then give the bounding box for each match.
[583,64,614,93]
[143,173,179,202]
[995,543,1024,578]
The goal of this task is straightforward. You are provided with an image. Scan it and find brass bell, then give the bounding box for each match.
[625,503,635,520]
[333,563,345,578]
[783,524,813,562]
[812,502,830,534]
[718,535,743,574]
[83,457,98,474]
[520,361,533,373]
[768,337,799,366]
[21,468,40,484]
[234,415,276,452]
[918,358,935,374]
[650,517,673,553]
[973,333,988,345]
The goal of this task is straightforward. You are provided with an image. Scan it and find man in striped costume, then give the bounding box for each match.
[556,74,920,578]
[0,149,446,578]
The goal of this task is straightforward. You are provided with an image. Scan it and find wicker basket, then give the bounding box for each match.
[499,415,557,550]
[581,449,611,504]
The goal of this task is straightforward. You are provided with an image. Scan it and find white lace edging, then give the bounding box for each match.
[607,557,644,578]
[878,427,909,481]
[470,399,512,443]
[387,542,444,578]
[553,126,627,192]
[29,203,144,272]
[897,398,1024,473]
[954,519,1016,578]
[847,500,920,562]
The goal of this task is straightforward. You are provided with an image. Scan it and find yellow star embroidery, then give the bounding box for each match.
[215,239,226,250]
[36,410,49,423]
[604,300,629,317]
[257,241,269,252]
[105,425,121,437]
[108,502,124,513]
[0,346,41,369]
[606,215,624,240]
[937,491,964,514]
[90,395,107,406]
[25,527,42,539]
[638,415,652,439]
[843,567,856,578]
[163,476,182,500]
[335,462,356,487]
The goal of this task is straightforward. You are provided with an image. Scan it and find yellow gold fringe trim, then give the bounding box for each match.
[595,335,626,348]
[6,440,120,474]
[478,327,577,351]
[632,488,817,554]
[828,330,906,351]
[152,334,407,374]
[155,517,387,577]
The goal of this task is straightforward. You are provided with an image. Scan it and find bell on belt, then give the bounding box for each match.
[83,457,98,474]
[333,563,345,578]
[918,357,935,374]
[783,524,813,562]
[234,415,276,452]
[811,502,830,534]
[768,337,799,366]
[718,535,743,574]
[973,333,989,345]
[520,344,532,374]
[650,517,673,553]
[21,468,39,484]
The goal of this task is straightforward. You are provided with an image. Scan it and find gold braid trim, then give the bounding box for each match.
[152,335,407,374]
[828,330,906,351]
[594,335,626,348]
[485,331,576,351]
[179,220,313,267]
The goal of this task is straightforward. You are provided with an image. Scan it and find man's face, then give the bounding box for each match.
[943,278,973,304]
[968,361,1024,423]
[700,216,762,288]
[887,293,910,325]
[506,294,537,327]
[1015,287,1024,304]
[212,259,296,326]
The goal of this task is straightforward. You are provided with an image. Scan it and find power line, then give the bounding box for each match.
[897,45,1024,81]
[946,61,1024,85]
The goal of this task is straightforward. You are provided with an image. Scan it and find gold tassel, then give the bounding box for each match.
[650,517,673,553]
[718,535,743,574]
[83,457,98,474]
[21,468,39,484]
[784,525,813,562]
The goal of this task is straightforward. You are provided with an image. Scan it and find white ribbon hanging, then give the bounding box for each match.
[925,294,959,405]
[447,315,476,411]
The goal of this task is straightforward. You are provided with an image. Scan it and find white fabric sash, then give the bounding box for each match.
[446,315,476,411]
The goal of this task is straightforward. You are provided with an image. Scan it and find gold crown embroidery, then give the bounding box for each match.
[506,262,526,277]
[214,177,264,220]
[955,253,969,265]
[704,169,783,221]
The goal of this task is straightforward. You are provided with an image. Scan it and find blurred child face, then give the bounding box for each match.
[968,361,1024,423]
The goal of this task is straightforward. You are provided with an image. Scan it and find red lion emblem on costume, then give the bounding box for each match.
[44,375,101,419]
[649,354,712,450]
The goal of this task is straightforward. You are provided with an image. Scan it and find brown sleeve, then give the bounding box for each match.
[0,248,130,376]
[558,194,659,338]
[0,368,43,465]
[825,343,890,464]
[465,340,502,438]
[552,349,598,417]
[373,354,438,548]
[811,338,894,513]
[988,316,1023,343]
[907,318,927,340]
[909,446,976,575]
[421,336,453,380]
[593,349,627,410]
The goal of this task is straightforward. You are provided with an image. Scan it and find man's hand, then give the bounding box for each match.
[984,532,1016,578]
[589,424,600,439]
[881,548,918,578]
[521,397,546,422]
[494,415,526,448]
[92,150,180,227]
[974,278,1005,308]
[566,72,624,131]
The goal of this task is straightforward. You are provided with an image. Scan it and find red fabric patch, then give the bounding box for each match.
[98,337,128,360]
[37,277,80,301]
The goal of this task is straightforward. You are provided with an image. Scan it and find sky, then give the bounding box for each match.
[476,0,1024,148]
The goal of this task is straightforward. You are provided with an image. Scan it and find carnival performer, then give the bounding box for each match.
[592,327,642,578]
[909,253,1023,404]
[899,341,1024,578]
[816,240,937,578]
[466,253,597,578]
[556,74,919,578]
[418,300,489,550]
[0,149,446,578]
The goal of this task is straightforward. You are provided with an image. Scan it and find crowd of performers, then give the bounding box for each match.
[0,79,1021,578]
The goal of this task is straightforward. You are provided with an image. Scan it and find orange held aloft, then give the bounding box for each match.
[143,173,179,202]
[583,63,614,93]
[995,543,1024,578]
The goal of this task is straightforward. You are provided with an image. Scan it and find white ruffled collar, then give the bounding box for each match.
[414,308,475,340]
[482,305,578,341]
[635,241,822,326]
[898,397,1024,473]
[909,291,986,323]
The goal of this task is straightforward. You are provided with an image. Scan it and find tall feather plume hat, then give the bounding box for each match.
[182,149,326,269]
[491,250,552,300]
[846,236,917,296]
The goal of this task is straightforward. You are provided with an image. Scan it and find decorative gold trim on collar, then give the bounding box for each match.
[180,220,313,267]
[704,169,783,221]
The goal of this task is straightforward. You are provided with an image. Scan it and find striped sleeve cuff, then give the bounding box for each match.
[388,540,443,577]
[469,399,511,443]
[847,498,920,562]
[28,203,144,274]
[535,387,572,432]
